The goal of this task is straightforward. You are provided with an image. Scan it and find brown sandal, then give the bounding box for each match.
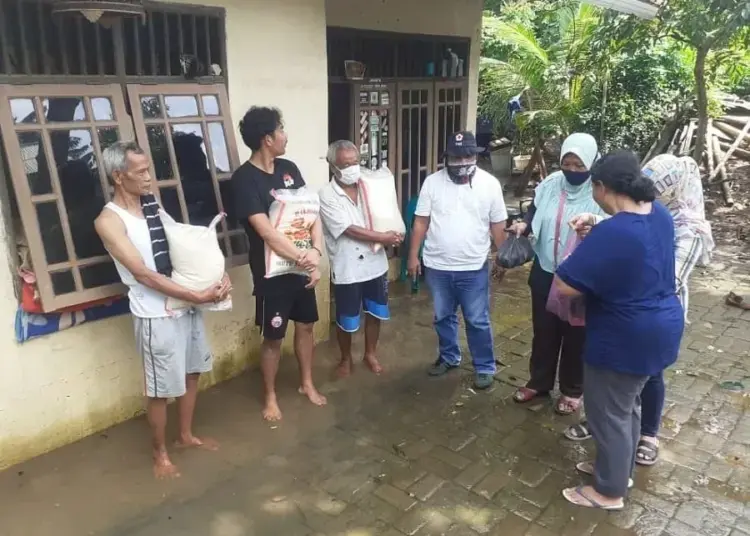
[726,292,750,310]
[513,387,548,403]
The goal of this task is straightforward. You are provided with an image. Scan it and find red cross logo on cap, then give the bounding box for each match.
[455,133,464,142]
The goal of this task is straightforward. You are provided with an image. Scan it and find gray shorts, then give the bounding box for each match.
[134,310,213,399]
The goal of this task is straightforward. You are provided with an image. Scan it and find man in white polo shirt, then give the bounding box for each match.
[407,131,508,390]
[319,140,404,378]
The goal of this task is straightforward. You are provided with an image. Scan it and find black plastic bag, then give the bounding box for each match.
[495,234,534,269]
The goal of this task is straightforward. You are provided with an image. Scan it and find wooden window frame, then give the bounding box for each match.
[126,83,246,266]
[0,83,131,311]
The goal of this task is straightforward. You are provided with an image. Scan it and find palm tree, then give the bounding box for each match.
[480,2,599,194]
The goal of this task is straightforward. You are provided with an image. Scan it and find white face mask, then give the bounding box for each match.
[337,164,361,185]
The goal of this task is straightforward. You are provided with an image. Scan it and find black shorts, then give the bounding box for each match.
[334,274,390,332]
[256,288,319,341]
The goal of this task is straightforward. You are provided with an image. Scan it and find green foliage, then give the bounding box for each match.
[660,0,750,50]
[478,0,750,158]
[575,45,694,154]
[479,3,599,149]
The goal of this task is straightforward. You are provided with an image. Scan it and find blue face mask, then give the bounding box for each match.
[563,170,590,186]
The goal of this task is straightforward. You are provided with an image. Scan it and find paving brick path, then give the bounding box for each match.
[1,259,749,536]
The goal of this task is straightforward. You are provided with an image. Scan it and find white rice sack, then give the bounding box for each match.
[163,213,232,313]
[266,188,320,278]
[359,167,406,252]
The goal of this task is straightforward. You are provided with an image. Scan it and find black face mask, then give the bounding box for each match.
[563,169,590,186]
[446,162,477,184]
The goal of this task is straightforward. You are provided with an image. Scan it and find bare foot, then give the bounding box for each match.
[335,359,353,379]
[175,435,220,451]
[298,384,327,406]
[262,397,283,422]
[153,451,180,480]
[363,354,384,375]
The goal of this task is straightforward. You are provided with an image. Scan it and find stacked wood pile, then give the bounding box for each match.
[642,93,750,207]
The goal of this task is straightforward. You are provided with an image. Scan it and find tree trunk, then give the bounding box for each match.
[513,141,542,197]
[692,46,710,163]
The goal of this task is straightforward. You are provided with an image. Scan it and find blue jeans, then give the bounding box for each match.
[424,262,496,375]
[640,373,665,437]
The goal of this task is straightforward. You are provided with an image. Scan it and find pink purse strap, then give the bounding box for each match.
[553,190,567,268]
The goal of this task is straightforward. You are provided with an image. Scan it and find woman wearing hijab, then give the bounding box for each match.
[507,133,606,415]
[555,151,684,510]
[563,154,714,465]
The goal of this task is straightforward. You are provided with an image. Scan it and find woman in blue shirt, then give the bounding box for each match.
[555,151,684,510]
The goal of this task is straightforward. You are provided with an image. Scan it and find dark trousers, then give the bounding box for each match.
[640,373,665,437]
[527,259,585,398]
[585,364,649,498]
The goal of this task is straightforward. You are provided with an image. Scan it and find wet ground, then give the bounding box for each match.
[2,258,750,536]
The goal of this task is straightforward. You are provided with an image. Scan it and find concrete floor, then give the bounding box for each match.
[1,261,750,536]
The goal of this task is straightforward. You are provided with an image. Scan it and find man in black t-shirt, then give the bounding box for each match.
[231,106,327,421]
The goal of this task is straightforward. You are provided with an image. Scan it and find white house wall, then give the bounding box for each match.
[0,0,483,470]
[325,0,485,131]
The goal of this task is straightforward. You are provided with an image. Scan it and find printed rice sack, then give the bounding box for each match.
[359,167,406,252]
[266,188,320,278]
[163,213,232,312]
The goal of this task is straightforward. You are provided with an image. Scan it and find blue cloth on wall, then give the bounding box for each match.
[15,297,131,343]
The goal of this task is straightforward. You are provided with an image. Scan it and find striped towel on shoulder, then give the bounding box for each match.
[140,194,173,276]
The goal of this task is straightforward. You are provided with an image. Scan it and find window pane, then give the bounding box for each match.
[159,186,183,223]
[18,131,52,195]
[164,95,199,118]
[91,97,114,121]
[50,128,107,259]
[98,127,119,151]
[171,123,218,226]
[81,262,120,289]
[50,270,76,295]
[141,96,162,118]
[420,90,428,104]
[207,122,230,173]
[146,125,173,181]
[230,233,248,256]
[10,98,37,124]
[42,97,86,122]
[201,95,220,116]
[36,202,68,264]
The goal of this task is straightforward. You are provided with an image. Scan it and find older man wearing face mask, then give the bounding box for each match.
[408,131,508,390]
[319,140,404,378]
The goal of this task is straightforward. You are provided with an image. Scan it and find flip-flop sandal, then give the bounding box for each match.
[564,421,592,441]
[726,292,750,310]
[635,440,659,466]
[562,486,624,511]
[575,462,633,489]
[555,396,582,416]
[513,387,547,403]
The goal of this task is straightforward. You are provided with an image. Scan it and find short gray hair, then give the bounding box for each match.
[326,140,358,166]
[102,141,145,183]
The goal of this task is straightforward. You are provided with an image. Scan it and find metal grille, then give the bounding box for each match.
[0,0,225,80]
[126,84,246,265]
[0,84,132,311]
[434,82,466,170]
[397,83,433,215]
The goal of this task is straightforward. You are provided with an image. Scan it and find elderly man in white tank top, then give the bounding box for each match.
[94,141,231,479]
